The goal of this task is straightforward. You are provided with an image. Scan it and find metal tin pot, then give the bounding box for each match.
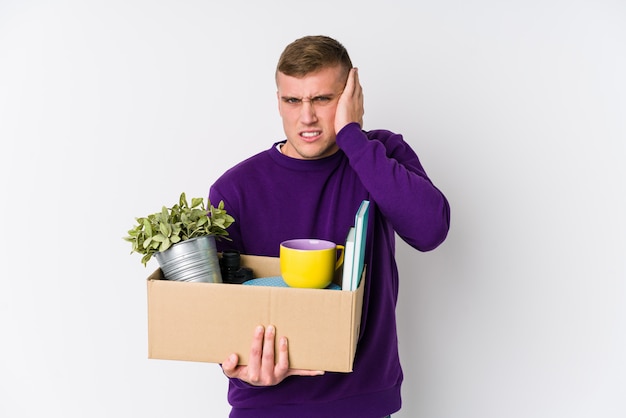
[154,236,222,283]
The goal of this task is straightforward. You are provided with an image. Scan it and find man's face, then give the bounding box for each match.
[276,65,346,160]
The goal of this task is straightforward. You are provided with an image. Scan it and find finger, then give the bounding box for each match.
[274,336,289,377]
[221,353,240,378]
[261,325,277,378]
[351,68,361,98]
[343,68,357,97]
[287,368,326,377]
[247,325,265,382]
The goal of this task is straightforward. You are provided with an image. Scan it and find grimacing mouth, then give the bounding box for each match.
[300,130,321,138]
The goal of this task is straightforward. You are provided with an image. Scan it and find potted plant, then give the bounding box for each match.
[124,192,235,283]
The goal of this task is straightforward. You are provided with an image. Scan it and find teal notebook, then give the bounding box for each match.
[350,200,370,291]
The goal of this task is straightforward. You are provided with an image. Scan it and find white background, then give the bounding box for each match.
[1,1,624,417]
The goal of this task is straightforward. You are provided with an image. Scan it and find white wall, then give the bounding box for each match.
[1,1,624,417]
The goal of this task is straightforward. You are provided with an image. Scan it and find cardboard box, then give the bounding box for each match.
[147,254,365,373]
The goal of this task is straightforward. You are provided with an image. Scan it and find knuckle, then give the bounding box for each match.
[275,364,289,377]
[262,350,275,362]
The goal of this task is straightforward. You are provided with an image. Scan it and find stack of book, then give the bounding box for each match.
[341,200,370,291]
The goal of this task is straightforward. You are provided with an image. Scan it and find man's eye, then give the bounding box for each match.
[312,96,332,104]
[284,98,302,104]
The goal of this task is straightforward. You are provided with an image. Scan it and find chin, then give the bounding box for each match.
[284,138,337,159]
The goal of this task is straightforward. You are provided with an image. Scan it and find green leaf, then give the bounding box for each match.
[159,222,171,236]
[160,237,171,252]
[191,197,203,208]
[142,218,153,236]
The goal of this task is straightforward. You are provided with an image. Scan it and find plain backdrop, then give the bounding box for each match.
[1,1,624,417]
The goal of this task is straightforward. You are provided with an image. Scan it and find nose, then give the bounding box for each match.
[299,100,318,124]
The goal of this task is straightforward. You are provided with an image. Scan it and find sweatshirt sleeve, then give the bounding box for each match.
[336,123,450,251]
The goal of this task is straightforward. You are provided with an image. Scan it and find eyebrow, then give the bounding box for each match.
[279,93,337,100]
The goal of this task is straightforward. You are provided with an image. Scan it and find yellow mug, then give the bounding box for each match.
[280,239,345,289]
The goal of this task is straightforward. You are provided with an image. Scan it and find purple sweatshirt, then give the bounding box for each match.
[209,123,450,418]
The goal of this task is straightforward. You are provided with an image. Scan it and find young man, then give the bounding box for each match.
[209,35,450,418]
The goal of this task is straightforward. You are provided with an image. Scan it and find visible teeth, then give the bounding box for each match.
[301,131,320,138]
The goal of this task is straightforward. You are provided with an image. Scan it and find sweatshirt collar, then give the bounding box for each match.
[269,140,344,171]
